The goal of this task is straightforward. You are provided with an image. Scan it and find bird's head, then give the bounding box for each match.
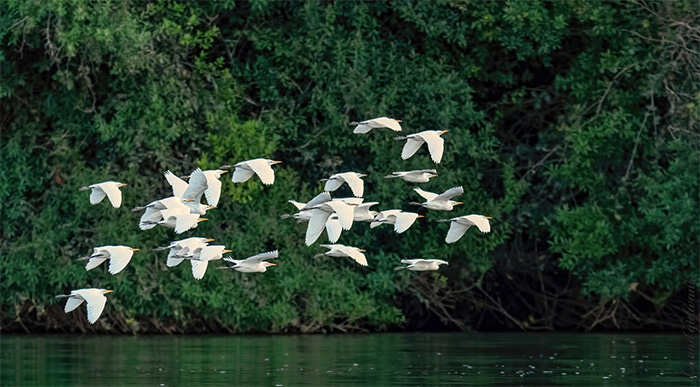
[197,218,208,223]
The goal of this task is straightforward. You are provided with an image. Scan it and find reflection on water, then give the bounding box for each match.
[1,333,695,386]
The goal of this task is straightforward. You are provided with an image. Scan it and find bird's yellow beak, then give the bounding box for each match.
[207,206,216,210]
[131,248,140,251]
[455,202,464,205]
[417,215,425,218]
[429,174,438,177]
[486,216,493,219]
[198,218,208,221]
[396,120,402,122]
[358,249,366,252]
[104,290,114,294]
[223,249,232,253]
[205,238,215,242]
[273,160,283,164]
[220,170,229,174]
[267,263,277,266]
[440,130,449,134]
[120,183,128,187]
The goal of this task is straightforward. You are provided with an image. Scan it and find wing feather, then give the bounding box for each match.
[89,186,107,205]
[324,201,355,230]
[463,215,491,233]
[341,173,364,197]
[203,171,222,206]
[419,131,445,164]
[401,137,425,160]
[232,164,255,183]
[394,212,420,234]
[436,186,464,201]
[182,168,206,204]
[247,159,276,185]
[339,246,368,266]
[325,216,343,243]
[164,171,189,198]
[245,250,279,263]
[323,176,345,192]
[306,209,332,246]
[190,260,209,280]
[64,297,85,313]
[105,246,134,275]
[446,221,470,243]
[371,117,402,131]
[414,188,438,201]
[78,290,108,324]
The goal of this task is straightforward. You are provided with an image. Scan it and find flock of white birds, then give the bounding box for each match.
[56,117,492,324]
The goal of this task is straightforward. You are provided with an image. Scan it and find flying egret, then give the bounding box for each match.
[134,196,207,230]
[280,192,332,222]
[79,181,126,208]
[78,246,140,275]
[370,210,423,234]
[154,237,214,267]
[384,169,438,183]
[395,130,448,163]
[324,202,379,243]
[173,168,227,208]
[439,214,492,243]
[219,250,278,273]
[395,259,449,271]
[321,172,366,197]
[55,288,113,324]
[350,117,402,134]
[315,244,368,266]
[222,158,282,185]
[181,245,231,279]
[305,199,357,246]
[411,186,464,211]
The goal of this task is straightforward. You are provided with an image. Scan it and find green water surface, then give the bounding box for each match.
[1,333,697,386]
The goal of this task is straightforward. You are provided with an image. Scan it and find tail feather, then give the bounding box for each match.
[384,175,399,179]
[132,206,146,212]
[79,186,90,191]
[55,294,71,299]
[394,136,407,141]
[394,266,407,271]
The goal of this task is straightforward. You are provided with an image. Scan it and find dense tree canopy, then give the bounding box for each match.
[1,0,698,333]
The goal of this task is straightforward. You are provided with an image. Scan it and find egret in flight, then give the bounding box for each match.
[78,245,139,275]
[395,259,449,271]
[439,214,492,243]
[166,168,227,208]
[384,169,438,183]
[321,172,367,197]
[154,237,214,267]
[134,196,211,230]
[80,181,127,208]
[370,210,423,234]
[280,192,332,222]
[350,117,402,134]
[141,207,207,234]
[411,186,464,211]
[219,250,278,273]
[395,130,448,163]
[305,199,357,246]
[222,158,282,185]
[181,245,231,279]
[315,244,368,266]
[55,288,113,324]
[324,202,378,243]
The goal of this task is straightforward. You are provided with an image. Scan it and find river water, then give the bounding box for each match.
[1,333,696,386]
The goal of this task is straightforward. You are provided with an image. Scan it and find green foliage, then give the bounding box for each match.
[1,0,697,332]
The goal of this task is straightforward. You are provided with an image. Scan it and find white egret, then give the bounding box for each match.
[384,169,438,183]
[321,172,366,197]
[395,259,449,271]
[324,202,378,243]
[305,199,357,246]
[134,196,203,230]
[78,245,140,275]
[154,237,214,267]
[219,250,278,273]
[141,207,207,234]
[411,186,464,211]
[315,244,368,266]
[79,181,126,208]
[281,192,333,222]
[223,158,282,185]
[174,168,227,208]
[350,117,402,134]
[55,288,113,324]
[183,245,232,279]
[370,210,423,234]
[395,130,448,163]
[439,214,492,243]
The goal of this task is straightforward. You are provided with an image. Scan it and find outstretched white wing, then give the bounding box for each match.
[353,124,372,134]
[174,213,200,234]
[190,260,209,280]
[246,159,276,185]
[401,137,425,160]
[198,245,225,262]
[100,183,123,208]
[341,173,364,197]
[85,257,108,271]
[324,175,345,192]
[89,186,107,205]
[289,200,306,210]
[183,168,207,204]
[64,297,85,313]
[244,250,279,263]
[436,186,464,201]
[325,216,343,243]
[164,171,189,198]
[203,171,223,206]
[303,192,332,209]
[371,117,402,131]
[104,246,134,275]
[324,201,355,230]
[394,212,420,234]
[232,164,255,183]
[419,131,445,164]
[463,214,491,233]
[446,220,470,244]
[77,290,108,324]
[339,246,368,266]
[414,187,438,201]
[306,209,333,246]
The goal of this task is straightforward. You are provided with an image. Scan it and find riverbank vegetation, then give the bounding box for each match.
[2,0,698,333]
